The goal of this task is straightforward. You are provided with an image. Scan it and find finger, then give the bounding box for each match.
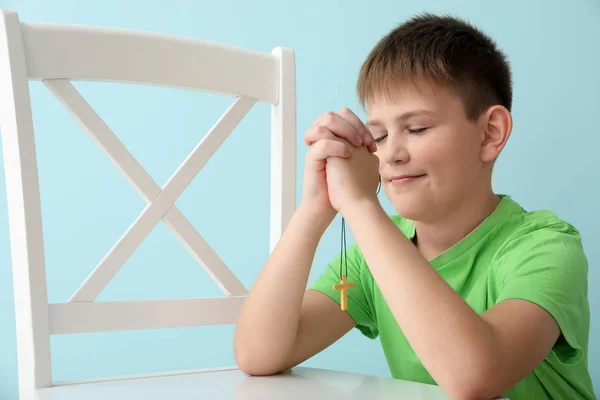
[307,138,354,162]
[307,111,363,146]
[315,111,362,146]
[306,124,376,153]
[337,107,375,146]
[367,141,378,153]
[305,124,354,147]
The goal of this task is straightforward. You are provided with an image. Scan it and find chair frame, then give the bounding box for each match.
[0,9,296,399]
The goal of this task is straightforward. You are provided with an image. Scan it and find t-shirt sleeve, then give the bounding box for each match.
[308,243,379,339]
[494,223,590,365]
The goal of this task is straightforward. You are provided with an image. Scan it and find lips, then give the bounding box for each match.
[389,174,425,182]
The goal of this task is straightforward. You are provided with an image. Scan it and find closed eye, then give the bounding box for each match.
[407,127,428,135]
[374,127,427,143]
[374,133,387,143]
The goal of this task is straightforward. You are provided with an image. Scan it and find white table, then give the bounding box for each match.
[36,367,451,399]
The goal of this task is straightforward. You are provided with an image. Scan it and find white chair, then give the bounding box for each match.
[0,9,297,399]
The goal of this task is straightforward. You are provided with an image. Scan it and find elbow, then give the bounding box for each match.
[234,344,263,376]
[438,365,504,400]
[233,323,299,377]
[236,360,289,377]
[442,384,490,400]
[237,363,276,377]
[236,354,281,377]
[234,342,287,377]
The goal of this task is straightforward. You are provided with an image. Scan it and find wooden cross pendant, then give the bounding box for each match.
[333,275,355,311]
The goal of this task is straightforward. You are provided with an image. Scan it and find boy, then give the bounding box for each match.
[233,13,595,400]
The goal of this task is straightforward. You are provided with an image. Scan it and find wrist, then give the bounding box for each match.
[295,203,336,233]
[340,196,384,222]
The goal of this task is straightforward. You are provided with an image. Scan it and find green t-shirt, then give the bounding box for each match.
[309,194,595,400]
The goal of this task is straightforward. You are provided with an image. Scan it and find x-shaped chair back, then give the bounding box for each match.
[0,9,296,398]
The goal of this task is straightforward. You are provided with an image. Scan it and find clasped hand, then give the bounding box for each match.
[302,107,380,218]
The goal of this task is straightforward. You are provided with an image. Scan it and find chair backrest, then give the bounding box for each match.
[0,9,296,397]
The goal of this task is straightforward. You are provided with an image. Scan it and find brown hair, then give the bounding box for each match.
[357,13,512,120]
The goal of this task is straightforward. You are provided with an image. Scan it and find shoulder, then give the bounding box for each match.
[489,201,591,366]
[495,204,585,262]
[490,199,588,293]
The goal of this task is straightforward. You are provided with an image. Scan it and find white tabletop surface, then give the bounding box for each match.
[36,366,451,399]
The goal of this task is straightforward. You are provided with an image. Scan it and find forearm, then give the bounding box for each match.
[343,199,497,396]
[234,204,332,372]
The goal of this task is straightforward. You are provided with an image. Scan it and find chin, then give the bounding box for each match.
[388,194,430,221]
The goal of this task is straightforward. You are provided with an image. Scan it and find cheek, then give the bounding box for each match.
[413,137,452,170]
[416,134,474,181]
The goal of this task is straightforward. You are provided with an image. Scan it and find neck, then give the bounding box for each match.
[413,189,501,261]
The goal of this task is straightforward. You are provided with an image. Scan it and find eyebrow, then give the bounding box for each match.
[366,109,437,127]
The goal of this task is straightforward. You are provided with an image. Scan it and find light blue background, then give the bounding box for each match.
[1,0,598,399]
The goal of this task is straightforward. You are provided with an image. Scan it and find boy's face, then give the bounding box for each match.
[366,82,490,222]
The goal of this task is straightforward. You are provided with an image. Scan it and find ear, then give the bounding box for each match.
[479,105,512,163]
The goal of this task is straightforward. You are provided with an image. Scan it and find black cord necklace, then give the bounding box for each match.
[334,175,381,311]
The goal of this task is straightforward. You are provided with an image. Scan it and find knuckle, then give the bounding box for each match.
[311,125,328,139]
[324,140,343,154]
[315,139,330,151]
[321,139,335,150]
[338,107,351,115]
[323,111,336,123]
[306,143,321,159]
[315,125,328,134]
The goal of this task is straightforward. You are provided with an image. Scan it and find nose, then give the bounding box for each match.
[381,134,410,165]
